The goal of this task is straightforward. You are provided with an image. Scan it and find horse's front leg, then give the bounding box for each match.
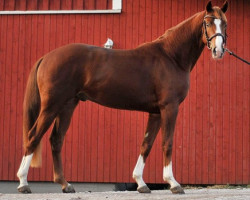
[161,103,185,194]
[133,113,161,193]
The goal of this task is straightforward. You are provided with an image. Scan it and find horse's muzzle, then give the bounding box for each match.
[212,47,224,59]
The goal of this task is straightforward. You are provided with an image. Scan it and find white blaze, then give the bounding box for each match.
[17,154,33,188]
[163,161,180,188]
[214,19,223,53]
[132,155,146,188]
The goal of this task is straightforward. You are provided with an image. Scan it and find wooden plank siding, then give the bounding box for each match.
[0,0,249,184]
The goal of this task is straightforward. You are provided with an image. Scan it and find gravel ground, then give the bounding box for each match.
[0,189,250,200]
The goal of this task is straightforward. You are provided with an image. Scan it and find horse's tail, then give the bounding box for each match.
[23,57,43,168]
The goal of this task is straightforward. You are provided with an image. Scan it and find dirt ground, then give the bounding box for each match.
[1,188,250,200]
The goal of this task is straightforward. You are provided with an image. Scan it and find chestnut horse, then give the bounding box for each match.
[17,1,228,194]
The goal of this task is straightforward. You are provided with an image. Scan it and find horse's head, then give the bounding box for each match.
[203,1,228,59]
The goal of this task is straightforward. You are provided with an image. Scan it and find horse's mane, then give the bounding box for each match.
[156,11,205,42]
[137,11,205,50]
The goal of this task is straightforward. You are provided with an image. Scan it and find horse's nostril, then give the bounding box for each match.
[213,48,217,55]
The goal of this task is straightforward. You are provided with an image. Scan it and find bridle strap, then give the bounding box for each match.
[204,15,217,20]
[203,15,249,65]
[203,15,227,49]
[207,33,225,43]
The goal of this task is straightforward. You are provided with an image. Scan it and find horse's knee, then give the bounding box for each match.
[162,142,173,162]
[140,143,152,158]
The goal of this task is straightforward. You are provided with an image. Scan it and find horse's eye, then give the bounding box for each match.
[206,23,211,27]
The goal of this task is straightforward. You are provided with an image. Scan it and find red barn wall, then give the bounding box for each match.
[0,0,249,184]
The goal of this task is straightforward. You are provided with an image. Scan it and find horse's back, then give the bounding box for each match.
[35,43,160,113]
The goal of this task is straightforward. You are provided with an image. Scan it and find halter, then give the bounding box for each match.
[203,15,227,49]
[203,15,249,65]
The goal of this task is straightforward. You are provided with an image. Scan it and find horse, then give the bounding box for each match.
[17,1,228,194]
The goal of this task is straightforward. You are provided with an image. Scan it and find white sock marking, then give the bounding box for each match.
[133,155,146,188]
[17,154,33,188]
[163,161,180,188]
[214,19,223,53]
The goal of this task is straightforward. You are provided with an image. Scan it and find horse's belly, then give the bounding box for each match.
[96,99,160,113]
[79,88,160,113]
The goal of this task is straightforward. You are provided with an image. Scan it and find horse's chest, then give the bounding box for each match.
[157,72,190,104]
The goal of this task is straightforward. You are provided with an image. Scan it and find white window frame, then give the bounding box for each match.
[0,0,122,15]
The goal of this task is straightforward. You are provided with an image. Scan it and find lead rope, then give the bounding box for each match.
[224,48,250,65]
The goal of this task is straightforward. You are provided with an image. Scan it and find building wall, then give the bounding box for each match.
[0,0,249,184]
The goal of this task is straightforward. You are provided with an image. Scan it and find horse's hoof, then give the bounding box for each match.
[170,185,185,194]
[18,185,32,194]
[137,185,151,193]
[62,184,75,193]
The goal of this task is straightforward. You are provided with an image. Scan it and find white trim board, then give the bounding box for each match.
[0,0,122,15]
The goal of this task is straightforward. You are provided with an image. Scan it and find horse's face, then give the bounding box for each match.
[203,1,228,59]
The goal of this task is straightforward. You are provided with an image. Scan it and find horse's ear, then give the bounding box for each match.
[206,1,213,12]
[221,1,228,13]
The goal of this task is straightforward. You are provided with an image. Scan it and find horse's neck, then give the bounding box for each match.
[160,11,206,71]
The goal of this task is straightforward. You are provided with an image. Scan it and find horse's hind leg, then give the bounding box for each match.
[17,108,57,193]
[133,113,161,193]
[49,99,78,193]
